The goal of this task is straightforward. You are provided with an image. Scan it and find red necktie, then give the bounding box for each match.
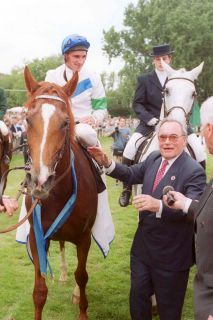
[152,159,169,192]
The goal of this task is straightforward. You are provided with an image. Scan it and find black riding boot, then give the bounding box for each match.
[119,157,133,207]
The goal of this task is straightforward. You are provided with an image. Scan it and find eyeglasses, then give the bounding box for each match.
[158,134,186,143]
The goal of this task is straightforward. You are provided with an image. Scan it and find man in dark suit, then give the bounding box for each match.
[164,97,213,320]
[88,119,206,320]
[119,44,174,207]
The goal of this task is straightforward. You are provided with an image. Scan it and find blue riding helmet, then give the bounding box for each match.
[61,34,90,54]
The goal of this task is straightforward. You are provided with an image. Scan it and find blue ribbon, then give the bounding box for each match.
[33,152,77,277]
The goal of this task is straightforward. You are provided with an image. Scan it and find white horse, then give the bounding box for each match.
[135,60,205,167]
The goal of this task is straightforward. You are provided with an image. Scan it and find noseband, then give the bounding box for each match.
[163,77,196,123]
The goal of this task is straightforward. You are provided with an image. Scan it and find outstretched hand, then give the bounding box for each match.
[87,146,112,167]
[0,196,19,216]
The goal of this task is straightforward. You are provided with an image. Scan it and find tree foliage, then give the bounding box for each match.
[103,0,213,114]
[0,55,62,108]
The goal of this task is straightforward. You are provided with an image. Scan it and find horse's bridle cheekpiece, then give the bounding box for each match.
[163,76,197,123]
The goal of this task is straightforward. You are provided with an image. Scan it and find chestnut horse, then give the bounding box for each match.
[24,66,97,320]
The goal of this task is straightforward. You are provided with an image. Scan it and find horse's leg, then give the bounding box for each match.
[29,229,48,320]
[74,231,91,320]
[59,240,68,282]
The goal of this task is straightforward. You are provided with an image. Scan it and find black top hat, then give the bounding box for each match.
[149,44,174,57]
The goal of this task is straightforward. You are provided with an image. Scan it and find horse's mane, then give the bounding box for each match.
[25,82,76,145]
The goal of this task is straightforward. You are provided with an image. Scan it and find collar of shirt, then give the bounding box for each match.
[155,69,167,87]
[65,65,74,81]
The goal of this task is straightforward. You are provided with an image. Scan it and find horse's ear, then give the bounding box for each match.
[62,71,79,97]
[24,66,40,94]
[161,59,175,78]
[189,61,204,81]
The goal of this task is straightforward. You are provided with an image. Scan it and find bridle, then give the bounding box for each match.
[0,92,74,234]
[0,93,71,205]
[162,77,197,124]
[33,93,71,175]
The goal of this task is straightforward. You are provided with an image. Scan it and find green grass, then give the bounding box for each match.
[0,138,212,320]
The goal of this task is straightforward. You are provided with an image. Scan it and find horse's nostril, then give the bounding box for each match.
[43,174,55,191]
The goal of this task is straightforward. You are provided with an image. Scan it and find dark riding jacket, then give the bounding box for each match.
[133,71,164,136]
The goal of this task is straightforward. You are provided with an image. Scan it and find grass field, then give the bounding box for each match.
[0,137,212,320]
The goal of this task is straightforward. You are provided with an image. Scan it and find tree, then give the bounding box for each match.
[103,0,213,102]
[0,55,62,107]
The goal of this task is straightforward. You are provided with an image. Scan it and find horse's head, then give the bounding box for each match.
[161,60,204,127]
[24,66,78,200]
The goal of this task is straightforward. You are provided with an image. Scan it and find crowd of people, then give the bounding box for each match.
[0,34,212,320]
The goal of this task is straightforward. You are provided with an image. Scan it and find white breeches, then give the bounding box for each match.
[123,132,206,163]
[75,123,98,147]
[123,132,145,160]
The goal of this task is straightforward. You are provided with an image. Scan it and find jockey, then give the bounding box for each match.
[0,87,11,165]
[16,34,114,256]
[119,44,206,207]
[45,34,107,147]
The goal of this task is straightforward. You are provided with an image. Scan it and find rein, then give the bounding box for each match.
[163,77,196,123]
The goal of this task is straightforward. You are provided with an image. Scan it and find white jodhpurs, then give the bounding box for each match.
[187,133,206,163]
[123,132,146,160]
[75,123,98,147]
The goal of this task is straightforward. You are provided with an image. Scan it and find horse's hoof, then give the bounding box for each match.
[72,293,80,305]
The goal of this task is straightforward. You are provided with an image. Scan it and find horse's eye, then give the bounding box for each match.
[60,120,69,130]
[164,88,169,96]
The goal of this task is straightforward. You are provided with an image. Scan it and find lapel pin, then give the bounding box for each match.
[171,176,176,181]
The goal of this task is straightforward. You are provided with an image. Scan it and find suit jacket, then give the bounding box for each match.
[133,71,164,135]
[109,151,206,271]
[188,180,213,303]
